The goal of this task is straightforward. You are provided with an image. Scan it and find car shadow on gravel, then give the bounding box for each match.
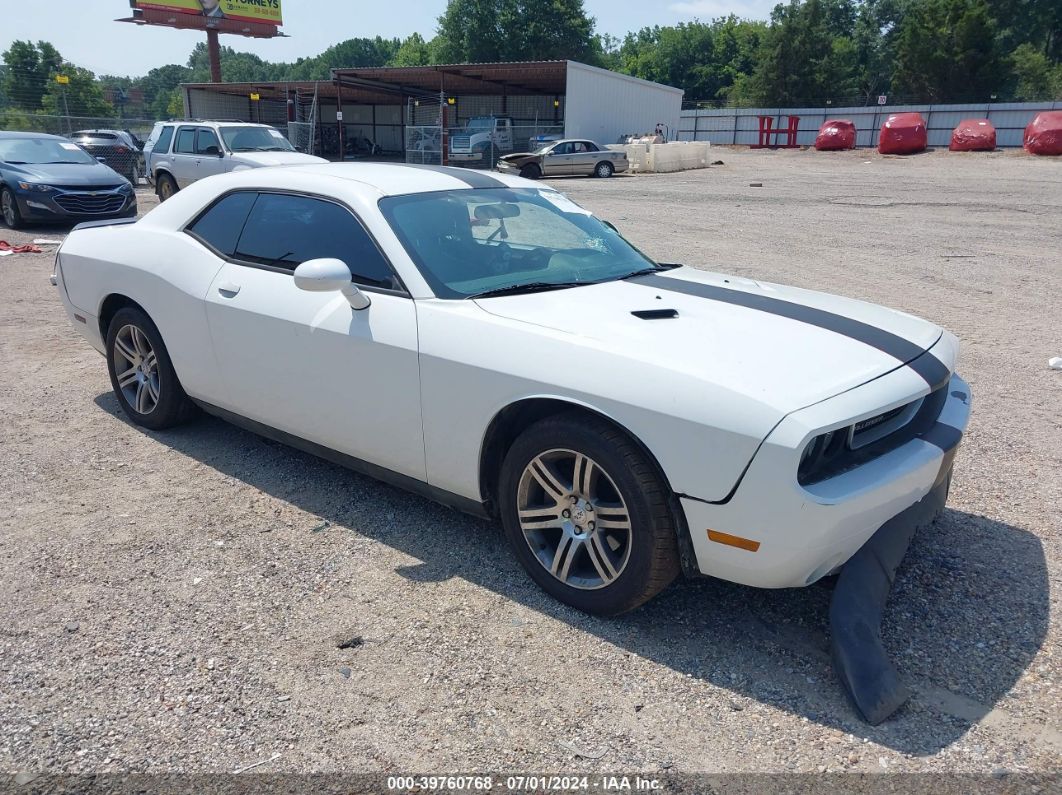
[95,395,1049,756]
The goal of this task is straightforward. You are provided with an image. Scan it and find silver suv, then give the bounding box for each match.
[144,121,327,201]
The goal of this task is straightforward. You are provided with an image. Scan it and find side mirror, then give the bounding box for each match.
[293,258,371,310]
[96,156,107,163]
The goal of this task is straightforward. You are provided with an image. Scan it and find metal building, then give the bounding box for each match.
[181,60,683,166]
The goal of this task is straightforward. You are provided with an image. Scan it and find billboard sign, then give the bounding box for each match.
[132,0,282,26]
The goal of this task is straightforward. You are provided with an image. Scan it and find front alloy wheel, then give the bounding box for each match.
[499,412,680,615]
[517,449,632,589]
[1,187,23,229]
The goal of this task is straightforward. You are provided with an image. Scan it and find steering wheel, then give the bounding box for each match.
[489,241,514,275]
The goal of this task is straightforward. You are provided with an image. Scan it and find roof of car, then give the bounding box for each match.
[158,120,276,128]
[0,131,66,141]
[208,162,536,198]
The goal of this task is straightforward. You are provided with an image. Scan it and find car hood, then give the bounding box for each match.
[4,160,127,187]
[474,266,944,416]
[229,152,329,167]
[498,152,539,162]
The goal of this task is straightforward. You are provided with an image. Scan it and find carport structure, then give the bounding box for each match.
[181,60,682,165]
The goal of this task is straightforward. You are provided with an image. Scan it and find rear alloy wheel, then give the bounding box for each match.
[106,307,195,430]
[1,186,23,229]
[519,164,541,180]
[499,412,680,615]
[156,173,177,202]
[594,161,614,178]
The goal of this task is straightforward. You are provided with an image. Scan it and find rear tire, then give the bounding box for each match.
[519,164,541,180]
[498,412,680,616]
[1,186,23,229]
[594,161,614,178]
[156,173,177,202]
[106,307,195,430]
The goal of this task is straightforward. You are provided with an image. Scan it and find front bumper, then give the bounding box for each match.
[450,152,483,162]
[14,186,136,224]
[680,372,971,588]
[830,460,954,724]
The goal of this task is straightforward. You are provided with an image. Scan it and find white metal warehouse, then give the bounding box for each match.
[181,60,683,164]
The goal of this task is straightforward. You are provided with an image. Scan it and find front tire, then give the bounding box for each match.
[106,307,195,430]
[1,186,23,229]
[594,161,615,178]
[519,163,541,180]
[498,412,680,615]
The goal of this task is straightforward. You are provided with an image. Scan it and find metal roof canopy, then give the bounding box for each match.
[331,61,569,99]
[182,80,404,106]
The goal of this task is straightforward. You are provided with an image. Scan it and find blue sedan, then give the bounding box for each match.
[1,131,137,229]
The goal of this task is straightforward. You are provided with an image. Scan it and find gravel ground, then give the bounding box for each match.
[1,149,1060,785]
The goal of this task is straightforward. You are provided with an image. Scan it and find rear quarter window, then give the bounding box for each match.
[153,126,175,155]
[186,192,258,257]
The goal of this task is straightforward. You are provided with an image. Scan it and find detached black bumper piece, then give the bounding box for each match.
[829,461,954,724]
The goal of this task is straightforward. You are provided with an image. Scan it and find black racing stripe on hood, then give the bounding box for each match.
[389,163,508,189]
[632,272,950,386]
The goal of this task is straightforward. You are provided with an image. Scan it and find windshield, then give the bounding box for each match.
[219,126,295,152]
[467,118,494,131]
[380,188,658,299]
[0,137,96,165]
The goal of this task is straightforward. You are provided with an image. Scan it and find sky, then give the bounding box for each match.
[2,0,779,78]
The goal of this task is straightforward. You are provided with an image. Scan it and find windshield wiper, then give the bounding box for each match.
[469,281,584,299]
[620,264,680,280]
[45,160,87,165]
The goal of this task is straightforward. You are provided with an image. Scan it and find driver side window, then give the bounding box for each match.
[197,129,221,155]
[232,193,400,290]
[551,143,571,156]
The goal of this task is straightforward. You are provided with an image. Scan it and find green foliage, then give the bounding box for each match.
[741,0,859,104]
[891,0,1002,101]
[1009,42,1062,99]
[611,19,767,104]
[41,64,115,118]
[436,0,597,63]
[3,40,63,111]
[392,34,438,67]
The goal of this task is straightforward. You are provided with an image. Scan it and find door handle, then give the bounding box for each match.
[217,282,241,297]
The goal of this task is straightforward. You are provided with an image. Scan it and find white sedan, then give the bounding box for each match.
[55,164,970,722]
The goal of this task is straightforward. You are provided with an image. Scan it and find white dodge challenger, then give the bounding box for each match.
[54,164,970,723]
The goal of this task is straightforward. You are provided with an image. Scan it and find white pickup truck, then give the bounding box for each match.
[448,116,514,162]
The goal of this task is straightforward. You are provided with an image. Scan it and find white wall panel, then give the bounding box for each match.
[564,61,683,145]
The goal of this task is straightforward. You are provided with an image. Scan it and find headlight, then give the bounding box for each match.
[17,182,55,193]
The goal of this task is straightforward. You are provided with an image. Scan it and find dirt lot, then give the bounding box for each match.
[1,149,1060,783]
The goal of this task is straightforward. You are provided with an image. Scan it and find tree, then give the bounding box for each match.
[1009,42,1062,99]
[891,0,1003,101]
[436,0,596,63]
[392,34,438,67]
[139,64,194,118]
[40,64,114,118]
[745,0,859,105]
[2,40,63,111]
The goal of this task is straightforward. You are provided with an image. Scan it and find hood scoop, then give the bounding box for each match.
[631,308,678,320]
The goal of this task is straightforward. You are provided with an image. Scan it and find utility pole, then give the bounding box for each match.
[56,74,71,134]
